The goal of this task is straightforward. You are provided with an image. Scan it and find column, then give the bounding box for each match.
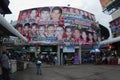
[57,46,60,65]
[60,49,63,65]
[78,45,82,64]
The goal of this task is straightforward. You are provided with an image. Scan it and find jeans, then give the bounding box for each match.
[36,65,42,75]
[2,67,10,80]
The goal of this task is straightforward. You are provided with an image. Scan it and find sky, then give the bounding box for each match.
[5,0,112,29]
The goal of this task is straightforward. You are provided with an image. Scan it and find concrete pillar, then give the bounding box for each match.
[78,45,82,64]
[60,51,63,65]
[57,46,60,65]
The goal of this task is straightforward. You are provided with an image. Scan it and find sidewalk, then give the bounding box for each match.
[10,63,120,80]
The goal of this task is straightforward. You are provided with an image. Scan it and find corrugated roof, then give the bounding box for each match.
[0,14,28,42]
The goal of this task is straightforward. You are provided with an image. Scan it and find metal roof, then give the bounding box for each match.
[100,36,120,45]
[0,14,28,42]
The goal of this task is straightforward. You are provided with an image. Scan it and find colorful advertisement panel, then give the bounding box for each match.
[100,0,115,10]
[16,6,98,45]
[110,17,120,37]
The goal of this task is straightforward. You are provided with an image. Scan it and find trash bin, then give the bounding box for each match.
[17,61,24,71]
[9,60,17,73]
[23,62,29,69]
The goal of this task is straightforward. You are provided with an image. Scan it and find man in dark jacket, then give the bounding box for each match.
[1,51,10,80]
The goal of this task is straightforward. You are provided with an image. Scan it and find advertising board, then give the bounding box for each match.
[16,6,98,45]
[110,17,120,37]
[100,0,115,10]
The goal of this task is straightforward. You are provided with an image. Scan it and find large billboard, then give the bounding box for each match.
[100,0,115,10]
[16,6,98,45]
[110,17,120,38]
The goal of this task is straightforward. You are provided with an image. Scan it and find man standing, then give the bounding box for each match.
[36,54,42,75]
[1,51,10,80]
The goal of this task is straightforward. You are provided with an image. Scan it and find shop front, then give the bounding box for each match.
[59,46,81,65]
[100,37,120,65]
[27,45,81,65]
[15,6,100,65]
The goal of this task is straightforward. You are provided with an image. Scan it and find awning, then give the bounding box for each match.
[0,14,28,42]
[100,36,120,45]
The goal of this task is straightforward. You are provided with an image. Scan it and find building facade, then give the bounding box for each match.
[100,0,120,58]
[15,6,100,65]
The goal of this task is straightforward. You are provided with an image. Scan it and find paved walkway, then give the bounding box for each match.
[10,63,120,80]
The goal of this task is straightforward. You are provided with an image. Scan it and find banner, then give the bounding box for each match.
[110,17,120,37]
[16,6,98,45]
[100,0,115,10]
